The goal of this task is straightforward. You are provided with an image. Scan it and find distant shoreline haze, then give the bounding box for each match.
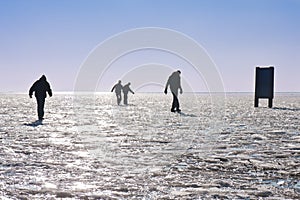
[1,91,300,95]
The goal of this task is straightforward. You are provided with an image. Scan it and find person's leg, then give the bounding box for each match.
[171,92,180,112]
[124,93,128,105]
[171,92,177,112]
[116,93,121,105]
[176,97,180,112]
[119,93,122,105]
[37,97,45,120]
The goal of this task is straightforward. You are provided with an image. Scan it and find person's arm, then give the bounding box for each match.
[47,82,52,97]
[29,82,36,98]
[111,85,116,92]
[179,77,183,94]
[130,88,134,94]
[164,78,169,94]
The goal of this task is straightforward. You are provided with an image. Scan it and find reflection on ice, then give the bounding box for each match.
[71,182,96,191]
[43,182,57,190]
[0,93,299,199]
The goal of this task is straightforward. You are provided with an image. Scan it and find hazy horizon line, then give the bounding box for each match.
[1,91,300,94]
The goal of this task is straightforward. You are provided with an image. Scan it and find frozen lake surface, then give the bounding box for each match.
[0,93,299,199]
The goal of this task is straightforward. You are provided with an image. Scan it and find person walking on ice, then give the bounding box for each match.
[29,75,52,121]
[164,70,183,112]
[122,82,134,105]
[111,80,123,105]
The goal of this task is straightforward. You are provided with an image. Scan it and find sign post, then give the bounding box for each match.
[254,66,274,108]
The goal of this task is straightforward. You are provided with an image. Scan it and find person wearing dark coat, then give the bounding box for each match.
[29,75,52,121]
[122,82,134,105]
[164,70,183,112]
[111,80,123,105]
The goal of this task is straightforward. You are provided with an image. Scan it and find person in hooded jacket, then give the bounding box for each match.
[29,75,52,121]
[122,82,134,105]
[111,80,123,105]
[164,70,183,112]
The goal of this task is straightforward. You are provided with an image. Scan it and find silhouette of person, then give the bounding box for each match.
[29,75,52,121]
[111,80,123,105]
[122,82,134,105]
[164,70,183,112]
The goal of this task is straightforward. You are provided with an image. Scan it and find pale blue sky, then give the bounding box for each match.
[0,0,299,92]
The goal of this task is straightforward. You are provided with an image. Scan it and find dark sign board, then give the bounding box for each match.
[255,67,274,108]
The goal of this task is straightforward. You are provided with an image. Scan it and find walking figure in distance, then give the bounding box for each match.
[29,75,52,121]
[111,80,123,105]
[122,82,134,105]
[164,70,183,112]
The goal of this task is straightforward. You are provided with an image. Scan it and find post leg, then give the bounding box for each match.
[268,98,273,108]
[254,98,259,107]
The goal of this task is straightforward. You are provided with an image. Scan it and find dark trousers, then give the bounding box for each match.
[124,93,128,105]
[36,97,45,120]
[171,92,180,111]
[116,93,122,105]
